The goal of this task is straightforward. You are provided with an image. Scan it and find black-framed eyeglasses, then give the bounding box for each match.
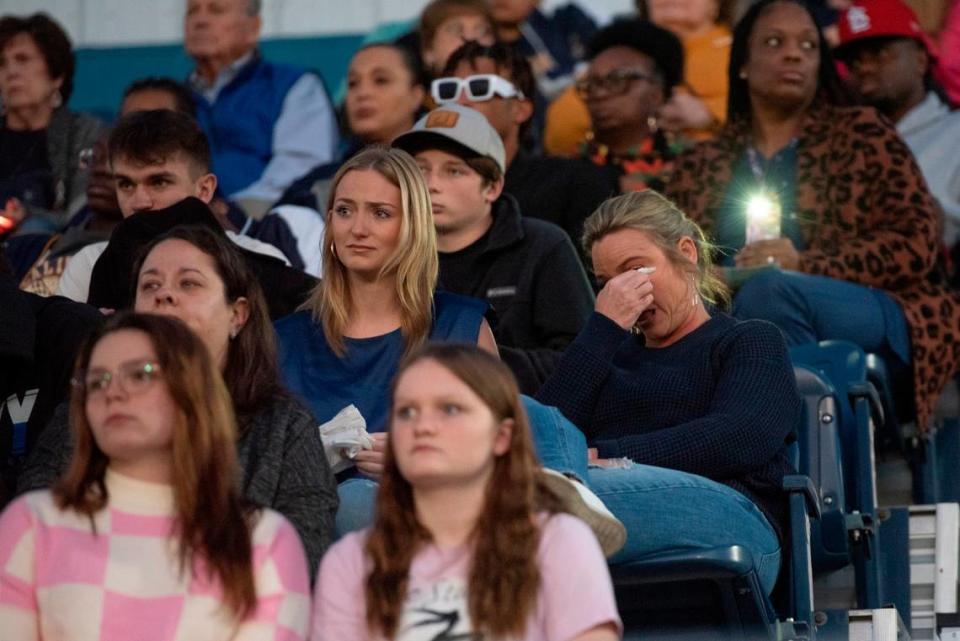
[72,360,163,398]
[576,68,656,99]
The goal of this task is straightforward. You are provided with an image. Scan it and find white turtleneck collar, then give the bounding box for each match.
[104,468,176,516]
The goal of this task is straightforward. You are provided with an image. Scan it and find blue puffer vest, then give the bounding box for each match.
[192,54,307,196]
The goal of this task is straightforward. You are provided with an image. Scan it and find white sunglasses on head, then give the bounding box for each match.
[431,74,525,104]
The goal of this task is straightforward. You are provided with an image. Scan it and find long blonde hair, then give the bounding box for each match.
[303,146,439,356]
[582,190,729,307]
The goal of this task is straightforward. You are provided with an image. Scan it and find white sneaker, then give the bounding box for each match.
[541,468,626,558]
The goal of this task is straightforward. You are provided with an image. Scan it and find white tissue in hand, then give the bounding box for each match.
[318,405,375,473]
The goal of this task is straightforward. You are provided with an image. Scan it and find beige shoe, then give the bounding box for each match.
[541,468,626,558]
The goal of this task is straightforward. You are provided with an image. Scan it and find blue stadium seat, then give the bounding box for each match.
[607,351,902,639]
[789,343,911,619]
[792,364,854,575]
[789,341,883,518]
[609,473,819,641]
[611,545,779,640]
[863,354,906,453]
[860,351,950,506]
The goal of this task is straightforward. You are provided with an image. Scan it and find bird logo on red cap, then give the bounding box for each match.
[847,6,871,33]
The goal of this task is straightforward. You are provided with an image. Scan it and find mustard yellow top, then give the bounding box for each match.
[543,23,733,156]
[682,24,732,134]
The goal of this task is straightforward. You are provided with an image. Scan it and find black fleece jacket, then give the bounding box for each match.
[438,194,595,393]
[0,277,103,507]
[505,151,619,256]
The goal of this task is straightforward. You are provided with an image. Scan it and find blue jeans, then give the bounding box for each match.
[526,398,782,594]
[336,478,379,536]
[334,396,573,537]
[334,398,782,594]
[732,269,911,366]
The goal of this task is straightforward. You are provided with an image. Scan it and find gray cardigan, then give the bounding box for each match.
[3,107,104,228]
[17,393,338,579]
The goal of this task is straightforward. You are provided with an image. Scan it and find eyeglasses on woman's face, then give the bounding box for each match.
[73,360,163,399]
[576,68,657,99]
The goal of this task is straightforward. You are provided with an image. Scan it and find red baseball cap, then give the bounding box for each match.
[835,0,937,58]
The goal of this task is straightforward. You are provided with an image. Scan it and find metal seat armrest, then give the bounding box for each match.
[848,381,885,426]
[784,474,821,520]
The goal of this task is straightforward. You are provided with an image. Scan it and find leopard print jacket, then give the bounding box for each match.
[666,102,960,434]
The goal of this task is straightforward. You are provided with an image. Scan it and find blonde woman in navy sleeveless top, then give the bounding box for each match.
[274,146,496,532]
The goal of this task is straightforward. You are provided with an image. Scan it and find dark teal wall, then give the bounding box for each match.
[70,34,364,122]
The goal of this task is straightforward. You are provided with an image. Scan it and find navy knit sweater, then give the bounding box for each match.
[537,312,800,541]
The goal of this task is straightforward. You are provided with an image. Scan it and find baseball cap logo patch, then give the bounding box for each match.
[847,6,871,33]
[426,111,460,129]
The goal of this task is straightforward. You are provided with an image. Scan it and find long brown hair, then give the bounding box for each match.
[54,312,257,620]
[302,146,439,357]
[132,224,285,429]
[364,343,564,638]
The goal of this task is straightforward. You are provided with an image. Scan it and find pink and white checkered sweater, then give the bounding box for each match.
[0,469,311,641]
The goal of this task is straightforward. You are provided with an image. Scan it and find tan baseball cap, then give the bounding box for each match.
[393,103,506,173]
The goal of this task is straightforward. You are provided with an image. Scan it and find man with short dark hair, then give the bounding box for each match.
[5,136,122,297]
[835,0,960,250]
[395,104,595,392]
[55,110,294,306]
[440,41,618,256]
[107,111,219,218]
[184,0,339,216]
[121,77,197,117]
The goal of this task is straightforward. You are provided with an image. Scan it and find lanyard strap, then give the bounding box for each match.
[746,146,767,184]
[745,139,799,188]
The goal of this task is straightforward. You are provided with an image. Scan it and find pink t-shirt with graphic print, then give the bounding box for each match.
[0,470,312,641]
[311,512,621,641]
